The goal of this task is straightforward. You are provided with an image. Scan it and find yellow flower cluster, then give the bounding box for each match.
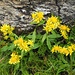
[14,37,34,52]
[31,11,44,23]
[9,52,21,64]
[51,44,75,56]
[58,25,70,39]
[43,16,60,33]
[0,24,14,40]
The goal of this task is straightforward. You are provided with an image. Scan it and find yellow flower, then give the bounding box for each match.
[59,25,70,32]
[9,52,21,64]
[60,31,68,39]
[59,25,70,39]
[14,40,18,46]
[68,46,73,55]
[52,43,75,56]
[14,37,33,52]
[70,44,75,51]
[19,40,30,52]
[67,44,75,55]
[43,16,60,33]
[51,45,61,53]
[43,24,54,33]
[0,24,14,40]
[50,16,59,23]
[0,24,14,34]
[31,11,44,23]
[4,36,9,40]
[17,37,24,46]
[61,47,69,56]
[3,32,8,36]
[27,40,34,47]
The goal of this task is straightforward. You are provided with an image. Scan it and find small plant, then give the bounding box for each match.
[0,11,75,75]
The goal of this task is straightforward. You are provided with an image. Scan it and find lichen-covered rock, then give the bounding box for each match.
[0,0,75,34]
[0,0,34,34]
[58,0,75,24]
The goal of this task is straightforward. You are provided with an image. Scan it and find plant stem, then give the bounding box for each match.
[70,55,72,75]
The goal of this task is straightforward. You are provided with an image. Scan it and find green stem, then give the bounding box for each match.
[49,61,56,75]
[70,55,72,75]
[21,51,24,59]
[13,65,15,75]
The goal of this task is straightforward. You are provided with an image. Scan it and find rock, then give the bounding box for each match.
[58,0,75,25]
[0,1,34,34]
[0,0,75,34]
[34,2,58,16]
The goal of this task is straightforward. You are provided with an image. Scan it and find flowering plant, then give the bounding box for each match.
[0,11,75,75]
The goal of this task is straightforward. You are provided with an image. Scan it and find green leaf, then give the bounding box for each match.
[58,54,68,64]
[72,68,75,74]
[46,37,51,50]
[38,20,45,26]
[34,72,40,75]
[28,51,34,61]
[27,34,32,39]
[36,33,42,40]
[30,21,37,25]
[1,45,8,51]
[33,43,41,49]
[38,44,47,56]
[45,66,53,72]
[32,29,36,42]
[1,43,15,51]
[42,33,47,43]
[8,43,15,51]
[56,64,70,75]
[14,64,19,74]
[0,40,6,46]
[48,31,61,39]
[22,70,29,75]
[30,20,45,26]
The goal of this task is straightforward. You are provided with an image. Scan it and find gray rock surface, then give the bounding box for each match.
[0,0,75,33]
[58,0,75,24]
